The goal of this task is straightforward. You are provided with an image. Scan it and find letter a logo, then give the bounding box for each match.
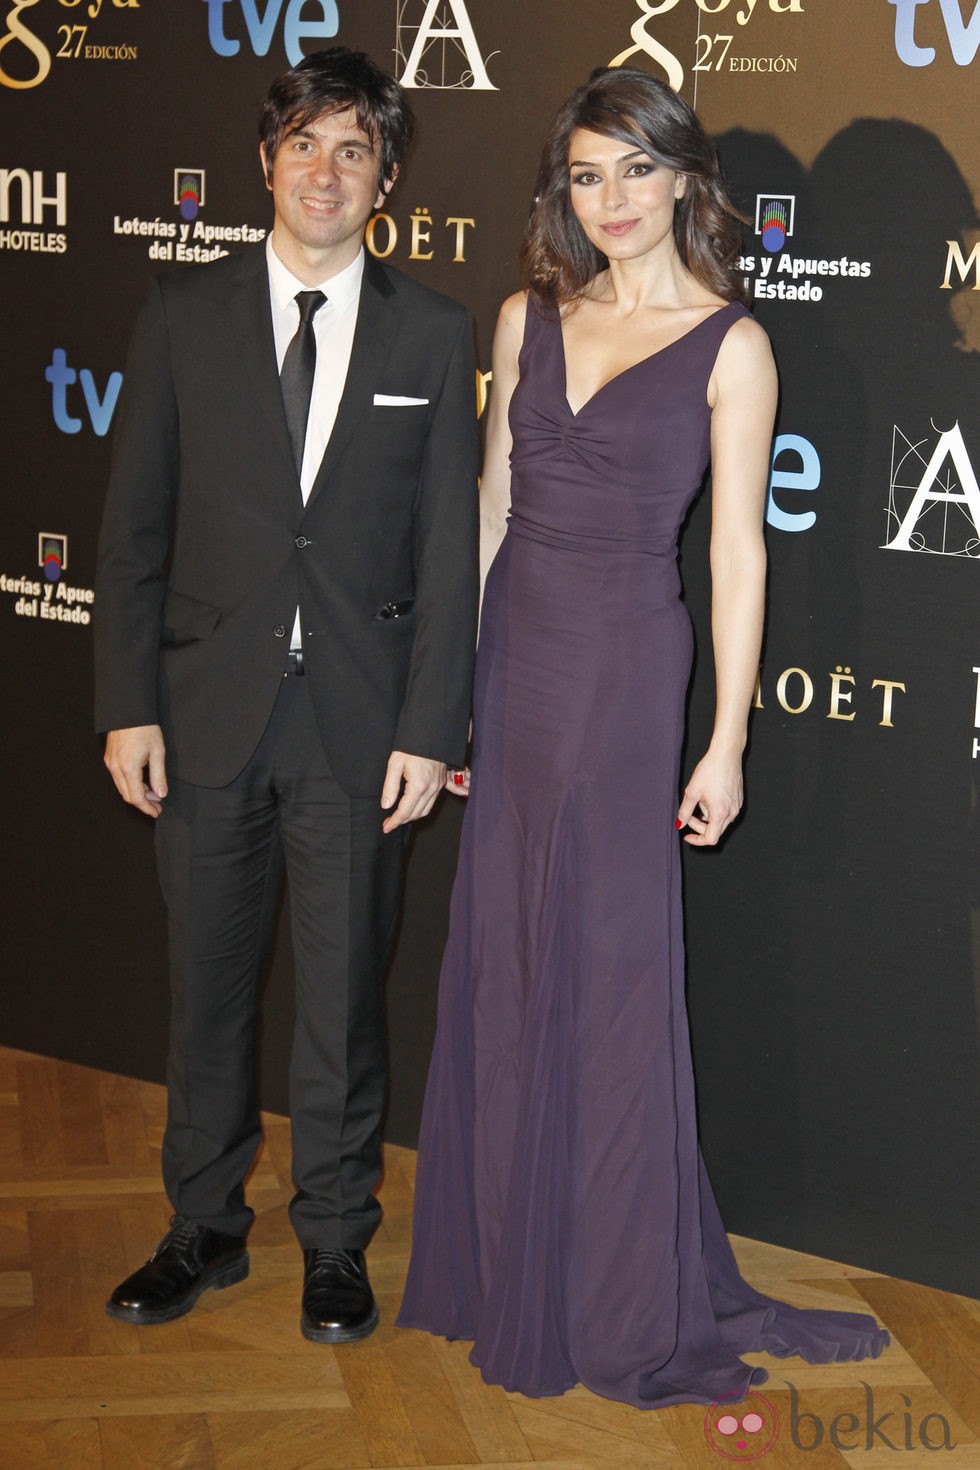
[397,0,497,89]
[884,421,980,556]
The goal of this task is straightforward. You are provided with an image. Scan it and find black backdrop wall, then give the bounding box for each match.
[2,1,977,1297]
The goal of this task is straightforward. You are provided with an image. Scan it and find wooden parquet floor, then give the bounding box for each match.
[1,1044,978,1470]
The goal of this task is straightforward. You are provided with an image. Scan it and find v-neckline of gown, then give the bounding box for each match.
[559,302,735,419]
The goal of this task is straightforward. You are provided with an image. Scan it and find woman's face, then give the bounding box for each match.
[566,127,685,264]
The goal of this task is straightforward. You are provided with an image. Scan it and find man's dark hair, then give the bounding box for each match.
[259,46,414,190]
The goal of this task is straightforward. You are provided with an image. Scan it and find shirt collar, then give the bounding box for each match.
[266,236,365,316]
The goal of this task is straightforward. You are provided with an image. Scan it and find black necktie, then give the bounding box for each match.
[279,289,326,476]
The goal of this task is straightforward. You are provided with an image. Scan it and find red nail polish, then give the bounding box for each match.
[675,818,683,830]
[454,771,465,786]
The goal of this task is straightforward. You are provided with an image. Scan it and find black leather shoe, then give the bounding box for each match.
[105,1215,249,1325]
[300,1248,378,1343]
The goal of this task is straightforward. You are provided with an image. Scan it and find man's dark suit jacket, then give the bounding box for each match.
[95,244,479,795]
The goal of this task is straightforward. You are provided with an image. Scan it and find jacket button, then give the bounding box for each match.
[294,536,308,548]
[273,624,286,638]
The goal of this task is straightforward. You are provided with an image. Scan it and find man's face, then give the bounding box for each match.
[260,107,391,280]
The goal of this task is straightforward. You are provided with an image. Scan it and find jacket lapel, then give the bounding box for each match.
[303,254,399,511]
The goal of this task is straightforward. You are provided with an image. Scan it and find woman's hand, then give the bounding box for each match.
[446,767,471,796]
[676,749,743,847]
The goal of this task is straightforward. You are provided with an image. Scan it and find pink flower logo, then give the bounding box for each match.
[703,1390,780,1460]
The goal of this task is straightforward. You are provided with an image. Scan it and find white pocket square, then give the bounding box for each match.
[373,394,429,407]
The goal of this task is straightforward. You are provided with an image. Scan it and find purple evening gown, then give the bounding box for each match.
[396,298,889,1407]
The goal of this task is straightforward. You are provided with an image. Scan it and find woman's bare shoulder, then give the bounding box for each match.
[497,290,529,333]
[709,309,777,411]
[718,310,774,370]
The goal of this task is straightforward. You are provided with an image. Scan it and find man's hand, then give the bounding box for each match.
[380,751,447,833]
[104,725,168,818]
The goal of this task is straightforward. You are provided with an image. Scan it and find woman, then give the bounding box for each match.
[397,68,888,1408]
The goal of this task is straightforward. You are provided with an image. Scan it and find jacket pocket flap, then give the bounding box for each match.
[163,589,222,643]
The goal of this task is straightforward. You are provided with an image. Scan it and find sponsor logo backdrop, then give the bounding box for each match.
[2,0,976,1295]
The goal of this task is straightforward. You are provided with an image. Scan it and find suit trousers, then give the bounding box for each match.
[154,670,408,1247]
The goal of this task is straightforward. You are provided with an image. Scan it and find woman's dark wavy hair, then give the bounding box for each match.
[522,67,746,308]
[259,46,414,191]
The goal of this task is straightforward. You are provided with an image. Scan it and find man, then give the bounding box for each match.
[94,48,478,1343]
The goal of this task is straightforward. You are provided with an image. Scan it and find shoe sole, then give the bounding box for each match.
[300,1301,380,1345]
[104,1252,250,1325]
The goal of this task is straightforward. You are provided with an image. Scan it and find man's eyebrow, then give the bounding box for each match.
[285,126,375,148]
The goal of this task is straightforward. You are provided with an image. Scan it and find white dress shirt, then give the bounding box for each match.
[266,235,364,648]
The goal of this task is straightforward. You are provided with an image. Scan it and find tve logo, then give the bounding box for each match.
[767,434,820,533]
[888,0,980,66]
[203,0,338,64]
[46,349,122,437]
